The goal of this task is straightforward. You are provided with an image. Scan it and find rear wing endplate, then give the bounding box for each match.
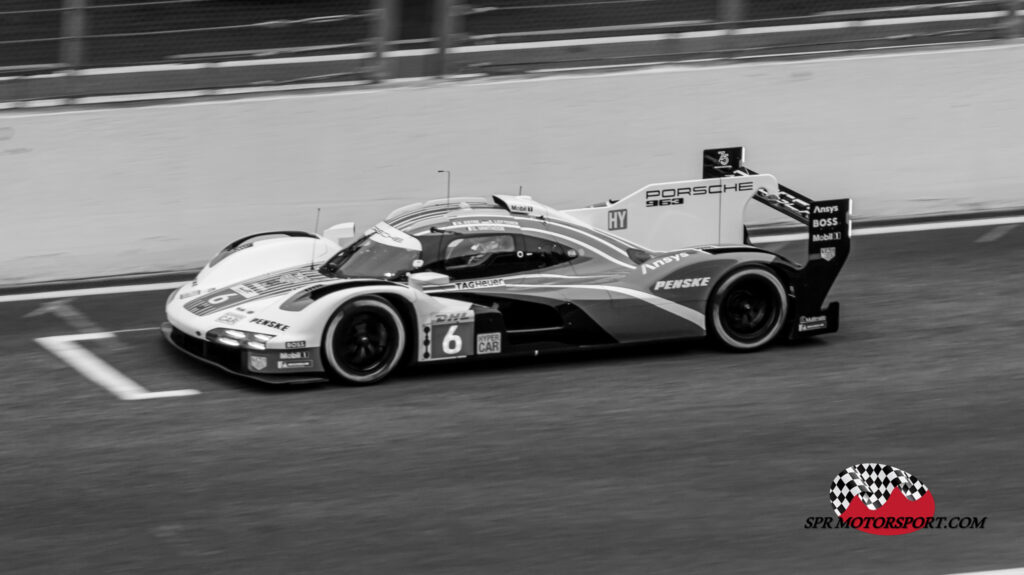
[704,147,852,337]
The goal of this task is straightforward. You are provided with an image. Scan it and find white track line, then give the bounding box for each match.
[114,326,162,334]
[975,223,1018,243]
[0,281,184,304]
[35,332,199,400]
[946,564,1024,568]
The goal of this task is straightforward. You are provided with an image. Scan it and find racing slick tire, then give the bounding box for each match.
[323,296,406,385]
[708,266,788,351]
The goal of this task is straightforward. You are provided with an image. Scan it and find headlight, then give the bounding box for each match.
[208,327,276,350]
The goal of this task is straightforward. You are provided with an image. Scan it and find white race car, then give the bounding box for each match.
[164,148,850,385]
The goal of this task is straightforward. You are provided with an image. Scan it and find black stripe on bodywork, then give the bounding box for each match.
[445,293,617,347]
[185,267,327,316]
[387,201,497,229]
[277,279,401,312]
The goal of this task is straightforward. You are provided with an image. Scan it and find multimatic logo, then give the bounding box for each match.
[805,463,986,535]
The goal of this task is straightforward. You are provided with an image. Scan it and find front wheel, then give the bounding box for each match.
[323,296,406,385]
[708,267,788,351]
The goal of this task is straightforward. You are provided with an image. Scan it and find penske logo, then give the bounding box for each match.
[654,277,710,290]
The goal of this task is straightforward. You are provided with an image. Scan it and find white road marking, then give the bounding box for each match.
[35,332,199,400]
[25,298,106,333]
[114,326,162,334]
[25,298,123,352]
[752,214,1024,244]
[975,224,1017,243]
[0,281,184,304]
[946,564,1024,568]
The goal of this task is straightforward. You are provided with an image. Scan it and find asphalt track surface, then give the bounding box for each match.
[2,224,1023,574]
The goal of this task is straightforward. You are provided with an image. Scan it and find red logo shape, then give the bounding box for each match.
[830,463,935,535]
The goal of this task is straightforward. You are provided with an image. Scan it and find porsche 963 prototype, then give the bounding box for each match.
[164,148,852,385]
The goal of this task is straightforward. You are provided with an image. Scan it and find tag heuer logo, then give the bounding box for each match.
[820,247,837,262]
[249,355,268,372]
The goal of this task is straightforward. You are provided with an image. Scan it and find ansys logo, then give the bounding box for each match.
[829,463,934,535]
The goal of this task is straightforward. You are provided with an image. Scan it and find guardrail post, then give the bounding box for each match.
[1003,0,1021,37]
[716,0,746,57]
[60,0,88,69]
[370,0,399,82]
[432,0,454,77]
[718,0,745,26]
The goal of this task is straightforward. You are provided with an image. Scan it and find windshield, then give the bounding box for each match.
[319,223,423,280]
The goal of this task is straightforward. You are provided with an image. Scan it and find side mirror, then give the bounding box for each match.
[408,271,450,290]
[323,222,356,244]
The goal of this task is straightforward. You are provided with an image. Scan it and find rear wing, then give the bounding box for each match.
[704,146,852,337]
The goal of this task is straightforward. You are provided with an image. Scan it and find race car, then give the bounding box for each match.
[163,147,851,385]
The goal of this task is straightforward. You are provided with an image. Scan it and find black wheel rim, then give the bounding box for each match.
[721,277,780,343]
[336,310,394,374]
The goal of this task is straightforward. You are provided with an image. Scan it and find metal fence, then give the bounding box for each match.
[0,0,1020,82]
[1,0,377,72]
[460,0,1018,40]
[449,0,1020,73]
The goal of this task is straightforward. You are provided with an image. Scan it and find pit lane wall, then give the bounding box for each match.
[2,44,1023,284]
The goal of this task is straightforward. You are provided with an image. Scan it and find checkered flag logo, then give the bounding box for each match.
[829,463,929,517]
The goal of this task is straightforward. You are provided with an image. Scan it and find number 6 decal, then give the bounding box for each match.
[426,315,475,360]
[442,325,462,355]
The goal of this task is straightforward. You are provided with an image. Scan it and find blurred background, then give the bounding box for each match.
[1,0,1020,89]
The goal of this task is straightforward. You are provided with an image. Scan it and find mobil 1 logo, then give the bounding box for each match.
[809,199,851,252]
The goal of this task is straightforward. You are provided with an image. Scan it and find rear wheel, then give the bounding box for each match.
[708,267,788,351]
[323,297,406,385]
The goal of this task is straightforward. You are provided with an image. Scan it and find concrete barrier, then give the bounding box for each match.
[2,43,1023,284]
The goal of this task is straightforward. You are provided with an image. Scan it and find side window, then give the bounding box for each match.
[441,234,520,279]
[520,235,576,270]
